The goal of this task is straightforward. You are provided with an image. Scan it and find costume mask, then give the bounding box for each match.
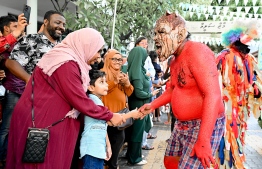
[154,12,187,61]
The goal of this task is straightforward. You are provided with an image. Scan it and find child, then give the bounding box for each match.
[80,70,140,169]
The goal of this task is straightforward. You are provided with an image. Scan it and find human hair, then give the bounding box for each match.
[44,10,64,21]
[0,15,17,33]
[87,70,106,94]
[135,36,147,46]
[149,50,158,62]
[89,69,106,87]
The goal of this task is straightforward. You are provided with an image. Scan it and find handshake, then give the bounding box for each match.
[107,103,153,126]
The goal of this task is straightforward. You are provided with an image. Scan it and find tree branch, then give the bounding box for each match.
[120,30,133,41]
[61,0,71,12]
[50,0,59,11]
[54,0,61,11]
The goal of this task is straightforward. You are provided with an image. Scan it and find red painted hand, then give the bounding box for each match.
[190,140,215,169]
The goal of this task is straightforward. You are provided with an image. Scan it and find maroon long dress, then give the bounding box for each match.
[6,61,113,169]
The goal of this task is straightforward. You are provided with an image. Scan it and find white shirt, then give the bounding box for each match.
[144,56,155,80]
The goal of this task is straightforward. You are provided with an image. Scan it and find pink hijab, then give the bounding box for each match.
[37,28,105,92]
[37,28,104,118]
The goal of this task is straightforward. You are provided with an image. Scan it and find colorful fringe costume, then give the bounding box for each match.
[216,21,262,169]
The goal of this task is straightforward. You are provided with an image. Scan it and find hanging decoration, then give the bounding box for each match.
[235,0,239,5]
[223,6,229,16]
[226,0,231,5]
[253,6,260,14]
[213,15,217,21]
[179,3,183,9]
[192,4,198,12]
[227,16,232,21]
[237,7,242,14]
[235,12,240,18]
[197,13,202,20]
[208,6,214,14]
[252,0,258,6]
[244,6,251,13]
[243,0,249,6]
[216,6,221,15]
[216,38,221,46]
[205,14,209,20]
[242,13,247,20]
[189,12,194,18]
[202,7,207,14]
[189,5,193,12]
[230,12,234,18]
[178,2,262,22]
[185,3,190,11]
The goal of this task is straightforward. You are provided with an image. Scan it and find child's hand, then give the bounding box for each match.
[130,108,142,119]
[122,108,143,119]
[105,145,112,161]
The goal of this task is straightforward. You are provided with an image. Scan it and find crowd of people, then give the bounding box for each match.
[0,7,261,169]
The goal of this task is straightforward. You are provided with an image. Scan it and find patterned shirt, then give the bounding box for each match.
[6,33,58,94]
[10,33,57,74]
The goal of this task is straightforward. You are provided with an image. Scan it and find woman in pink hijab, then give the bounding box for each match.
[6,28,124,169]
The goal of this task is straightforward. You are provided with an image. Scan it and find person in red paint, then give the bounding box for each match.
[140,12,225,169]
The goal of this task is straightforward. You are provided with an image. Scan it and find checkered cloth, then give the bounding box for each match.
[165,116,225,169]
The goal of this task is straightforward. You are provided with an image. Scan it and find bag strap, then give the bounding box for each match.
[31,74,66,129]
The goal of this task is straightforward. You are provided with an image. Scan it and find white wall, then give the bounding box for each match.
[0,5,43,22]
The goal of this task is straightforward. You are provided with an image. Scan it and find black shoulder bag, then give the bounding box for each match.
[22,74,66,163]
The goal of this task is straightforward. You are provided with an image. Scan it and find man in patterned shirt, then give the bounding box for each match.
[10,10,66,74]
[0,10,65,166]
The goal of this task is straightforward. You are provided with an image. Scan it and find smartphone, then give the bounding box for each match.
[23,4,31,23]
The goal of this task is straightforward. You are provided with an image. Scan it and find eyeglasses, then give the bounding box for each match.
[139,42,148,45]
[110,58,123,63]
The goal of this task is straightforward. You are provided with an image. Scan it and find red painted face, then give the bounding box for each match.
[153,13,187,61]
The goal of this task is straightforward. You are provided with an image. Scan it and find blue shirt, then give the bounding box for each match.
[79,94,108,159]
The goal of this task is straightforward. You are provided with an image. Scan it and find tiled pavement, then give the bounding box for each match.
[244,115,262,169]
[118,114,262,169]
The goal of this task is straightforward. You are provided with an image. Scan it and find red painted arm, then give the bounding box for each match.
[151,87,172,109]
[188,44,224,167]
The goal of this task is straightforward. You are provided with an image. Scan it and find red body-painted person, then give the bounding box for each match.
[140,12,225,169]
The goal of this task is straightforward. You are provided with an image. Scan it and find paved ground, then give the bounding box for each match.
[118,113,262,169]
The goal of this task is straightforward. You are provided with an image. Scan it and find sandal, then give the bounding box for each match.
[142,145,154,150]
[147,133,157,139]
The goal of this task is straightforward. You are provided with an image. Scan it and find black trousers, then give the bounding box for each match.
[106,126,125,169]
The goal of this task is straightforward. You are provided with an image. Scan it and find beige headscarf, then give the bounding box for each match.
[37,28,105,118]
